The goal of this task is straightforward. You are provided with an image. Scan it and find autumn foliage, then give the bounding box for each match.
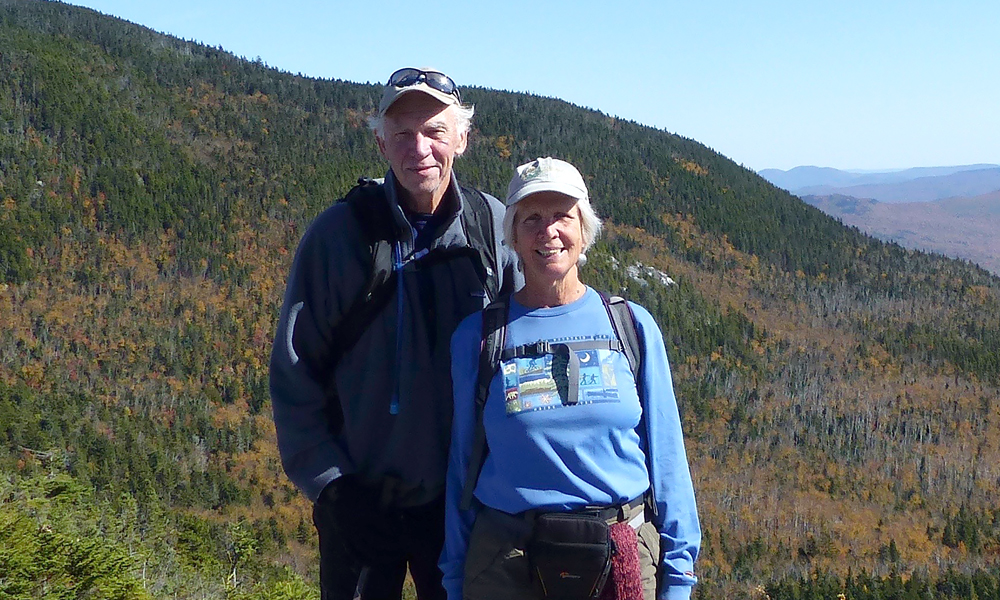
[2,2,1000,598]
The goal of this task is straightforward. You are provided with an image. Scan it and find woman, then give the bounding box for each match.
[441,157,701,600]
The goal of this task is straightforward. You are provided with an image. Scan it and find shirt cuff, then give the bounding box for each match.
[658,585,694,600]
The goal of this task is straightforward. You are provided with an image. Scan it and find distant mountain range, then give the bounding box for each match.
[761,164,1000,274]
[759,164,1000,203]
[797,168,1000,203]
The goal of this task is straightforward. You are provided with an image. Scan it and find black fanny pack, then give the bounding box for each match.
[528,512,614,600]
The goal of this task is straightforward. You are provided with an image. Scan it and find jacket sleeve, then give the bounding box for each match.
[632,304,701,600]
[440,313,485,600]
[269,210,357,502]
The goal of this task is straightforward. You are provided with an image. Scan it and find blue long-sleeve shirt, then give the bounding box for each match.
[441,287,700,600]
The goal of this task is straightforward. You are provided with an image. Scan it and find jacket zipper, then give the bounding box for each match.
[389,232,431,415]
[390,241,404,415]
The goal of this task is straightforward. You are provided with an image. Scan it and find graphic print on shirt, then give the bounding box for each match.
[502,347,620,416]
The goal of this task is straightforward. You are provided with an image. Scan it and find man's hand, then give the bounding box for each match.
[324,476,407,565]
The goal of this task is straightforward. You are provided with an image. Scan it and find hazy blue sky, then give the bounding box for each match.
[66,0,999,172]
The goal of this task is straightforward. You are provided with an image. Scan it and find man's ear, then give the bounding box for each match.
[375,135,388,159]
[455,128,469,157]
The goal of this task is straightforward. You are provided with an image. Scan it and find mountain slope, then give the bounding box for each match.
[3,1,1000,598]
[804,192,1000,274]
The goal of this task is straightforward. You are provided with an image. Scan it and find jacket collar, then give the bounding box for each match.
[383,169,464,238]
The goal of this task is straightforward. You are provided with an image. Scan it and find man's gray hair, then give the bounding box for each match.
[503,194,603,263]
[368,103,475,138]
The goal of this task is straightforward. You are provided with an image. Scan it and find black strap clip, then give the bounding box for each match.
[523,341,551,356]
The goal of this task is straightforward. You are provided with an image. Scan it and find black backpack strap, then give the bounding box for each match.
[329,181,501,367]
[459,296,510,511]
[328,178,399,366]
[600,292,642,377]
[501,339,623,361]
[599,291,658,517]
[458,185,501,301]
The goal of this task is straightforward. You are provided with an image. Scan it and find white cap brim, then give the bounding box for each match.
[378,83,458,116]
[506,180,587,206]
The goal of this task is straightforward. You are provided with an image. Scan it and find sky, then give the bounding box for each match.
[65,0,1000,172]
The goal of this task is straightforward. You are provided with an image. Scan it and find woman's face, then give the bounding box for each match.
[512,191,584,286]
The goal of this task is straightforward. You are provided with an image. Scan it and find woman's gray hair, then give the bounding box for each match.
[368,103,475,138]
[503,194,603,265]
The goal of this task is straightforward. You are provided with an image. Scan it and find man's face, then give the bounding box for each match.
[376,93,468,211]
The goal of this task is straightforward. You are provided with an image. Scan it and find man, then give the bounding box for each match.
[270,68,519,600]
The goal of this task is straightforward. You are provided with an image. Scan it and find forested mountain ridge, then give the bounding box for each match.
[2,1,1000,599]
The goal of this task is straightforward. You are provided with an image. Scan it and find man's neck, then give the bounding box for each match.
[396,175,453,215]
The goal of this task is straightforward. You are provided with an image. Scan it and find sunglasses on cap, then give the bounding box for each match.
[387,68,461,102]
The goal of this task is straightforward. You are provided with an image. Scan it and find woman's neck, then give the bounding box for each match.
[514,274,586,309]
